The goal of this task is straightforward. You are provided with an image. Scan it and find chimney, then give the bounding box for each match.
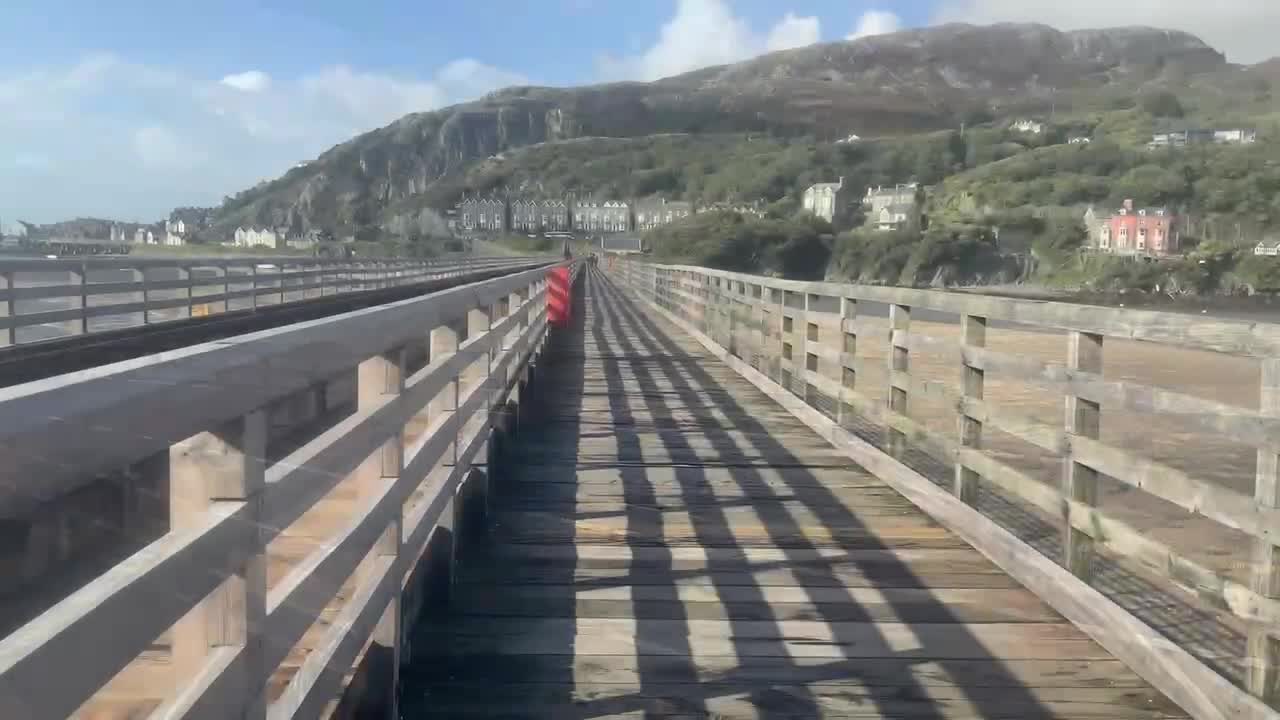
[838,176,845,188]
[1123,199,1134,212]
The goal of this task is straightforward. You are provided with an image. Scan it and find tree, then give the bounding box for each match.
[1141,91,1185,118]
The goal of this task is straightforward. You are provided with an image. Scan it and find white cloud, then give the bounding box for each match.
[598,0,821,81]
[767,12,822,52]
[0,55,527,222]
[133,125,205,170]
[220,70,271,93]
[932,0,1280,63]
[847,10,903,41]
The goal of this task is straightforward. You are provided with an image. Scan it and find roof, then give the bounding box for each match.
[1257,238,1280,249]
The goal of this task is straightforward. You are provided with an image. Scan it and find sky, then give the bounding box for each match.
[1,0,1277,226]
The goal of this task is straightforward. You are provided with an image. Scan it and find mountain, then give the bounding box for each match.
[200,22,1253,243]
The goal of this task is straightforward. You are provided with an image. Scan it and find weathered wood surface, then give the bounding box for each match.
[400,267,1186,719]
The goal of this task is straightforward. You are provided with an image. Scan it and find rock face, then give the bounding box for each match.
[205,23,1231,240]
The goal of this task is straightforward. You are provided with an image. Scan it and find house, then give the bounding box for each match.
[573,199,630,234]
[1086,199,1180,256]
[1215,128,1258,144]
[510,197,572,233]
[803,177,849,224]
[1255,238,1280,256]
[540,199,571,232]
[836,134,861,144]
[510,198,540,233]
[163,219,188,246]
[1068,136,1092,145]
[873,203,918,232]
[1010,119,1045,134]
[634,198,694,230]
[233,227,279,248]
[1149,128,1256,149]
[863,183,921,232]
[456,194,508,233]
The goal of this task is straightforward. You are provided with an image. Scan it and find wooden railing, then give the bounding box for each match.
[0,255,551,347]
[614,258,1280,719]
[0,259,579,718]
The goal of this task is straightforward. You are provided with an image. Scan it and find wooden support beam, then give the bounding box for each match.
[955,314,986,506]
[169,410,268,720]
[354,347,406,720]
[1064,330,1103,580]
[1248,358,1280,703]
[887,304,911,458]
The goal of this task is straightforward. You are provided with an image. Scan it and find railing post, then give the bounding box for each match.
[1,271,14,347]
[774,287,786,385]
[1063,330,1103,579]
[803,294,819,407]
[182,266,193,318]
[1248,358,1280,702]
[250,264,259,311]
[169,410,268,719]
[355,347,406,718]
[430,322,462,464]
[140,267,153,324]
[955,314,987,506]
[838,297,857,427]
[887,304,911,458]
[76,263,89,335]
[221,263,232,312]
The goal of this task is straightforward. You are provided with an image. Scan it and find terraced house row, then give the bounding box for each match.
[455,193,761,234]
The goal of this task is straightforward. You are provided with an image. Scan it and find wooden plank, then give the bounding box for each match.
[963,343,1278,452]
[407,654,1150,688]
[448,587,1063,624]
[417,617,1112,659]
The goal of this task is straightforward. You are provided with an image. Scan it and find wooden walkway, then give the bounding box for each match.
[401,267,1187,719]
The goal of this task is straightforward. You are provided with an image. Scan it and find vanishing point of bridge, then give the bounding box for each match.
[0,253,1276,719]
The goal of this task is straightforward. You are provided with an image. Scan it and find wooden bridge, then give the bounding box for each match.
[0,256,1277,719]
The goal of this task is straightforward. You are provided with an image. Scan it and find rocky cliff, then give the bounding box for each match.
[202,23,1237,242]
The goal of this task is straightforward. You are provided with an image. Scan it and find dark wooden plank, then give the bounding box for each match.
[449,586,1065,623]
[405,655,1153,688]
[416,617,1116,659]
[402,682,1186,719]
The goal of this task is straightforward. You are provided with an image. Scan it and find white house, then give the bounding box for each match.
[1068,136,1091,145]
[234,227,279,248]
[1010,119,1045,134]
[802,177,848,223]
[1215,128,1258,144]
[1255,238,1280,257]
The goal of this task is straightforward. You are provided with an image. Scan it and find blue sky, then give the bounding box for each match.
[0,0,1272,224]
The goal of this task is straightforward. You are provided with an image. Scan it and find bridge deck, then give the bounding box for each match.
[402,268,1186,718]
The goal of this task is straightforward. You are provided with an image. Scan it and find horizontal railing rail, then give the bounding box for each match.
[612,257,1280,718]
[0,255,554,347]
[0,259,582,719]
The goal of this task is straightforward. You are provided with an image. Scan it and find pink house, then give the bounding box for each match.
[1089,199,1180,256]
